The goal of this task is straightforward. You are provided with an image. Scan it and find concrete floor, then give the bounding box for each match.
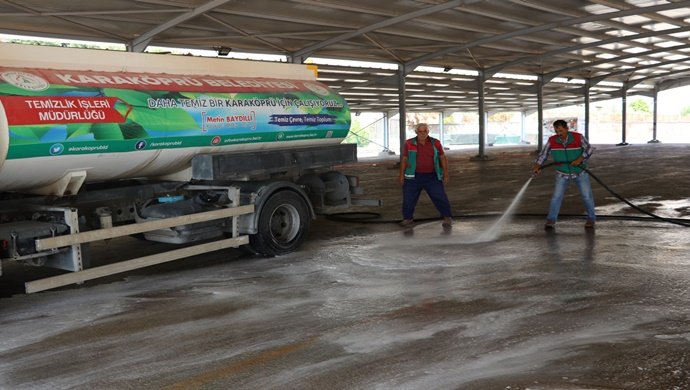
[1,144,689,389]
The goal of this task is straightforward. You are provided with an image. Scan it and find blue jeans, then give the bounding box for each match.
[547,172,596,222]
[402,173,452,219]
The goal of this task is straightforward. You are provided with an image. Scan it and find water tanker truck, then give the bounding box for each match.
[0,43,371,293]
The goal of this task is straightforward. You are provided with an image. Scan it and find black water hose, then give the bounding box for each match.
[538,161,690,228]
[583,168,690,227]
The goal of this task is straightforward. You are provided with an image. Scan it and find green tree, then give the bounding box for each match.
[344,120,371,147]
[629,98,650,113]
[681,106,690,117]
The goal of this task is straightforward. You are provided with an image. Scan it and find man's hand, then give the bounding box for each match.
[532,163,542,175]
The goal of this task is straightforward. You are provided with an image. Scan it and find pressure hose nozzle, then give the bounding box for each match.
[531,162,554,178]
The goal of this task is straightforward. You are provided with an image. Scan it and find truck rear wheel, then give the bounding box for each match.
[248,190,310,256]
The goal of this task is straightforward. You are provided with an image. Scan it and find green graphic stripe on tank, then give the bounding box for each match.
[6,129,350,158]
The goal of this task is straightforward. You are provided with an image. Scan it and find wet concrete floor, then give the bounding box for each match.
[1,144,689,389]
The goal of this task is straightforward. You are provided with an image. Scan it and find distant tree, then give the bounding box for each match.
[9,39,58,47]
[681,106,690,117]
[407,112,440,129]
[7,38,120,51]
[344,120,371,147]
[488,112,513,122]
[459,112,479,124]
[629,98,651,113]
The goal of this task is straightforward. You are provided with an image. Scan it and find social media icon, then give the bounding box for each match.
[49,143,64,155]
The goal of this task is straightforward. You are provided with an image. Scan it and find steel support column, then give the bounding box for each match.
[471,71,489,160]
[618,82,629,146]
[649,85,660,143]
[584,79,591,139]
[398,63,407,159]
[536,75,544,153]
[383,112,391,152]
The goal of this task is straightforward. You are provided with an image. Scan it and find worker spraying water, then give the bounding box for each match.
[532,119,596,230]
[477,118,595,242]
[477,118,688,242]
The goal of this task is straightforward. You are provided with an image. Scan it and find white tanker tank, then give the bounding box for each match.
[0,43,351,196]
[0,44,367,292]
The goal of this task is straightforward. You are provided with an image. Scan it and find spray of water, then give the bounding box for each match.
[471,177,533,243]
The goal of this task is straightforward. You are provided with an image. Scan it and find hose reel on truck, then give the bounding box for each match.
[0,43,371,292]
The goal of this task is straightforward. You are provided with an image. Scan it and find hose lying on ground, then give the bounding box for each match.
[584,168,690,227]
[535,161,690,227]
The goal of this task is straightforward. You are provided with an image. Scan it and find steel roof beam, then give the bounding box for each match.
[543,43,690,84]
[289,0,477,62]
[129,0,232,52]
[405,1,690,71]
[202,13,287,52]
[630,69,690,90]
[591,57,690,85]
[484,25,690,79]
[0,0,128,41]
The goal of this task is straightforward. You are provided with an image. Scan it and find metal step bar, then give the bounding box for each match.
[25,235,248,293]
[25,203,254,293]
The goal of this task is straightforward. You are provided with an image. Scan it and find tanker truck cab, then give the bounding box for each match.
[0,43,374,293]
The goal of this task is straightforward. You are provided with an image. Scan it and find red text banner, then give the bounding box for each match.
[0,96,129,125]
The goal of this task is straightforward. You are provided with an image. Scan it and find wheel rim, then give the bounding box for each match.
[269,203,301,244]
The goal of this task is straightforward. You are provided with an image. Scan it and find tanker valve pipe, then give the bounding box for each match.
[95,207,113,229]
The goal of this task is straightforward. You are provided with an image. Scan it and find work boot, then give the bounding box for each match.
[399,219,414,227]
[584,219,595,229]
[544,220,555,230]
[442,217,453,227]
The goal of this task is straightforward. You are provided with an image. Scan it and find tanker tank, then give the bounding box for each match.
[0,43,351,196]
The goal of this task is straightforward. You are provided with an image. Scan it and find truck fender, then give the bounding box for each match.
[236,181,315,235]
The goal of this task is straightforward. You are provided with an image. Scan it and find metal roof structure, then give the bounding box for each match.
[1,0,690,114]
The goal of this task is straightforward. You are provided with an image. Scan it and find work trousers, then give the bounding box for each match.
[547,172,596,222]
[402,172,452,220]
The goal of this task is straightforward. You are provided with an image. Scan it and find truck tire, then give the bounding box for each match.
[248,190,310,256]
